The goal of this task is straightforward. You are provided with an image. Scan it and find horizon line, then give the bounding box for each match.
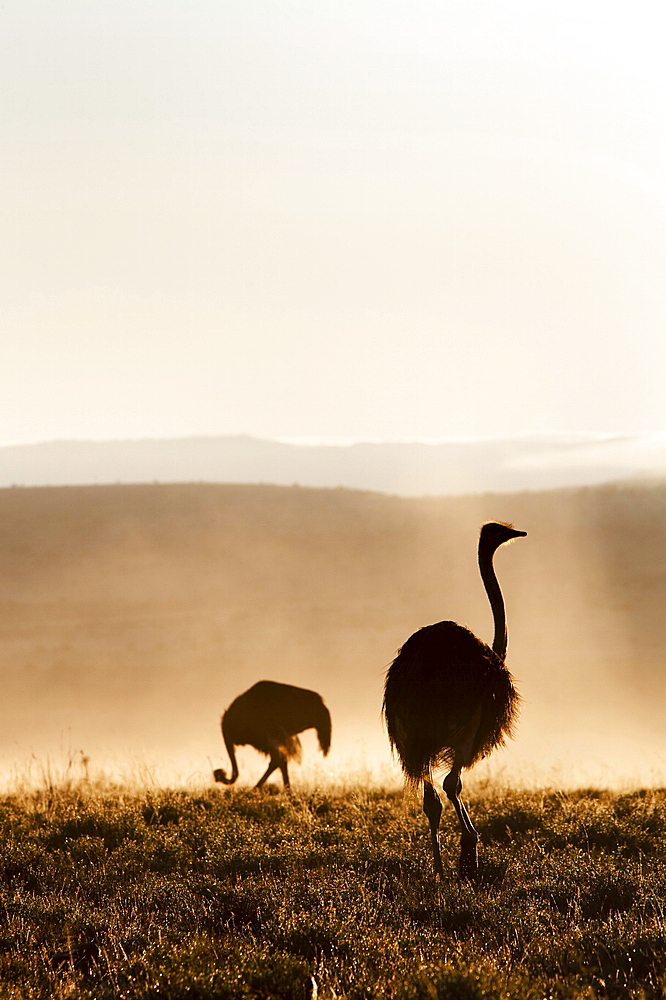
[0,430,650,450]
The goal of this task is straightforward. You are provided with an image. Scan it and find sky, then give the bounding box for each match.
[2,1,666,446]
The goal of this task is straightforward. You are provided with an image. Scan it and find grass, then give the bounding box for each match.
[0,778,665,998]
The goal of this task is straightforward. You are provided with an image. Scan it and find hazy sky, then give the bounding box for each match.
[3,1,666,445]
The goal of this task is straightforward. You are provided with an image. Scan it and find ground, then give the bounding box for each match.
[0,778,665,998]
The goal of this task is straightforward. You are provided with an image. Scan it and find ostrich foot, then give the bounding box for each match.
[431,847,445,880]
[459,837,478,879]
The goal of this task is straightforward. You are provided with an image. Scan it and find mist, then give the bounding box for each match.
[1,479,664,791]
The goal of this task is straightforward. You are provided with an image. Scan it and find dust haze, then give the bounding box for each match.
[1,480,664,790]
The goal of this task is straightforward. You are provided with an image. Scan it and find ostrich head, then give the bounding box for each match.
[480,521,527,553]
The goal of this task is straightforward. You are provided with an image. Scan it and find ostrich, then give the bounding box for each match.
[213,680,332,788]
[383,521,526,878]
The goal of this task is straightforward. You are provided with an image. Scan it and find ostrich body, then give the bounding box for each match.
[383,521,526,878]
[213,680,332,788]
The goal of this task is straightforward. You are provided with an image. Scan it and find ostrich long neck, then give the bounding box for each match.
[218,731,239,784]
[478,543,508,659]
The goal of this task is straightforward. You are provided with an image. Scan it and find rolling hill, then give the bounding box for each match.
[1,433,665,495]
[1,477,665,785]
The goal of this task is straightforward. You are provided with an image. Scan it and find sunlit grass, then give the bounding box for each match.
[0,772,666,998]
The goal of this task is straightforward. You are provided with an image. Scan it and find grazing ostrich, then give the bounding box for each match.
[213,680,332,788]
[383,521,526,878]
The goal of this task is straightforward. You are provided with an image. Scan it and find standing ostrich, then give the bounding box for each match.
[383,521,526,878]
[213,680,332,788]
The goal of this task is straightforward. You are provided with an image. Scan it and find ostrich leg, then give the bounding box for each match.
[442,767,479,878]
[423,780,445,878]
[255,751,290,788]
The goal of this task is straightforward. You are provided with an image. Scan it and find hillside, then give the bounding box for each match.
[1,433,665,495]
[0,479,665,784]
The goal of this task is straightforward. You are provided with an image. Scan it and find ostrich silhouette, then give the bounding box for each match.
[213,680,332,788]
[383,521,526,878]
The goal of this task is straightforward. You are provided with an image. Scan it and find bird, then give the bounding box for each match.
[383,520,526,878]
[213,680,332,788]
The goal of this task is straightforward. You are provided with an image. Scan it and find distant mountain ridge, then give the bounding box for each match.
[0,433,664,496]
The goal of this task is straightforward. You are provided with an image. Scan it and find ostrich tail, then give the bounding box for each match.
[315,703,332,757]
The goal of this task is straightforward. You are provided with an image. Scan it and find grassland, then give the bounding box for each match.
[1,780,665,999]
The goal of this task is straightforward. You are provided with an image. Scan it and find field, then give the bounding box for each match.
[2,479,666,996]
[2,778,666,999]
